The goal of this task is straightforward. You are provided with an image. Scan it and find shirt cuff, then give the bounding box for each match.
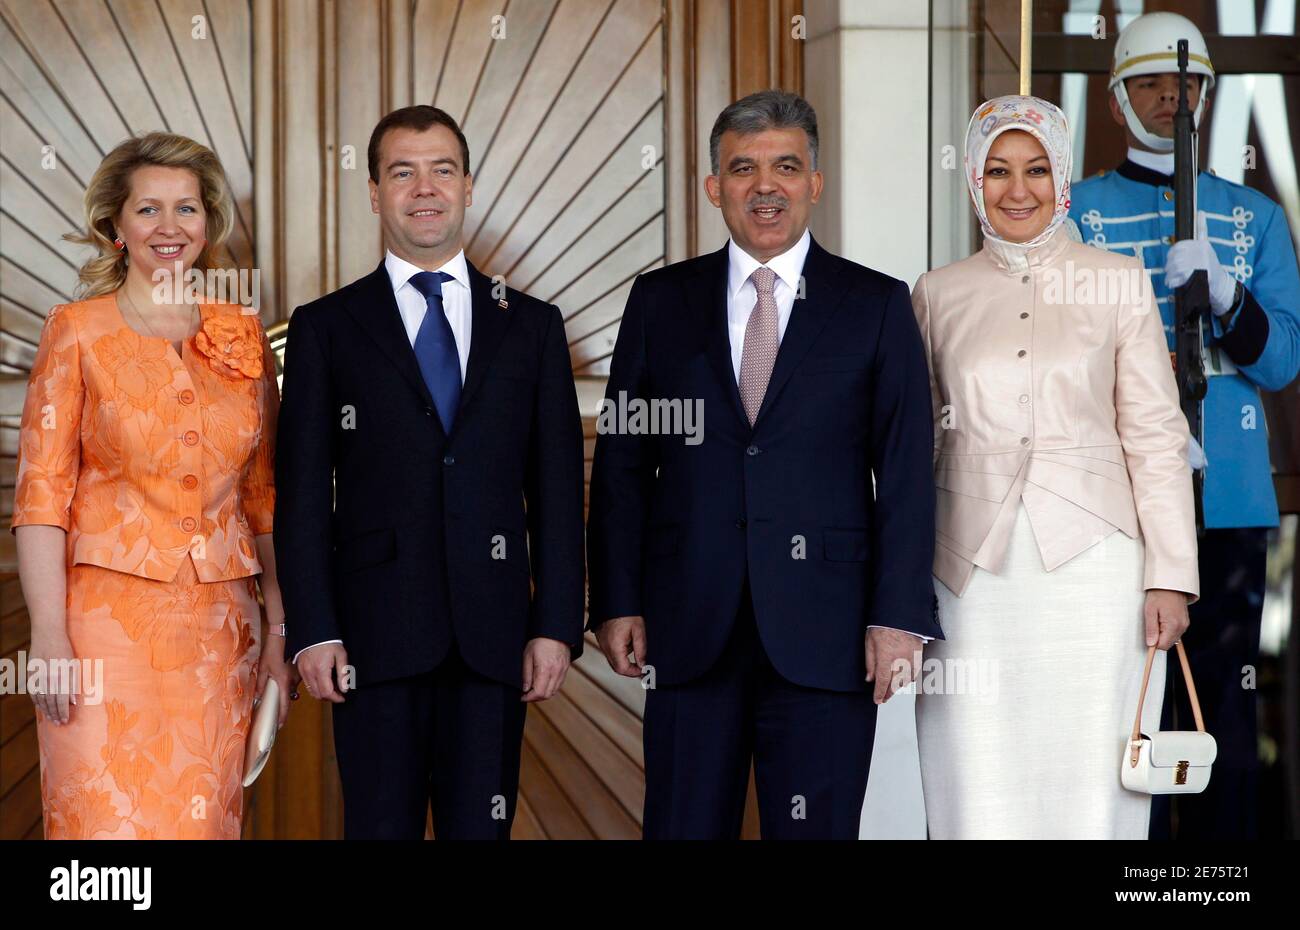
[867,624,934,644]
[292,639,343,665]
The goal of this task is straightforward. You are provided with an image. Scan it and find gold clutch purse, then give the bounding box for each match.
[242,677,281,787]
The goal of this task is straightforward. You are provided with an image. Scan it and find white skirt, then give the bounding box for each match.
[915,505,1166,839]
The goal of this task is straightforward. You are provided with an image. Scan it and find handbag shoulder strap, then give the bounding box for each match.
[1128,642,1206,767]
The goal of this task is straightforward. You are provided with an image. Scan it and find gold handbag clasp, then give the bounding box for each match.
[1175,761,1189,785]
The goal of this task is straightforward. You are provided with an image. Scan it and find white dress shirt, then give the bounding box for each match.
[386,248,473,380]
[292,249,472,665]
[725,229,930,645]
[726,228,809,381]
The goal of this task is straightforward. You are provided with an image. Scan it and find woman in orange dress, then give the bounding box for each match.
[11,132,293,839]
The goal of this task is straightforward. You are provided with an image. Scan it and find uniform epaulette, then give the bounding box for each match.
[1201,170,1283,207]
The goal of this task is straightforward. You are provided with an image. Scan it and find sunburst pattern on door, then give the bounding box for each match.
[413,0,665,376]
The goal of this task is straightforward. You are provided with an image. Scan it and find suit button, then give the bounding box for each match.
[425,407,434,417]
[183,430,200,446]
[736,518,747,529]
[1021,275,1030,283]
[1020,311,1029,319]
[181,516,198,532]
[746,444,761,456]
[1017,349,1027,358]
[1019,394,1029,405]
[182,474,199,490]
[443,455,455,466]
[179,389,195,405]
[1020,437,1030,446]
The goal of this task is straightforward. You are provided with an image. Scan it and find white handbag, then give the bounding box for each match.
[1121,642,1216,795]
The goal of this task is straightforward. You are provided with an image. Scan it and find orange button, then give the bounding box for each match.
[182,474,199,490]
[179,389,196,405]
[181,517,198,532]
[183,430,200,446]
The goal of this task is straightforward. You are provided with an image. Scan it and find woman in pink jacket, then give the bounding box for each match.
[911,96,1199,839]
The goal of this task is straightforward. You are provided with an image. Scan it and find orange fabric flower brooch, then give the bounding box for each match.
[194,312,263,380]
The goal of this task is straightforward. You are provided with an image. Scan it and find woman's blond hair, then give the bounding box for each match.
[65,132,236,298]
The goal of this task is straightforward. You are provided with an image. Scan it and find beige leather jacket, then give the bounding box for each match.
[911,224,1199,601]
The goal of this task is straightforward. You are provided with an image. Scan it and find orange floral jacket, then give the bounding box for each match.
[10,295,278,582]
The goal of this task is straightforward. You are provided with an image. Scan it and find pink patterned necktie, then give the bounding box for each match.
[739,266,779,425]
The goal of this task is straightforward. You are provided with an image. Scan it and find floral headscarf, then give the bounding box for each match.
[964,95,1073,250]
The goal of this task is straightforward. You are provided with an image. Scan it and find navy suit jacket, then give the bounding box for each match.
[587,238,941,692]
[274,259,586,688]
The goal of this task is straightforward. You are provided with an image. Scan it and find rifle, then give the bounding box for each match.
[1173,38,1210,535]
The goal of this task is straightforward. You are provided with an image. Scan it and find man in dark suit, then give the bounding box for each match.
[275,106,585,839]
[588,90,941,839]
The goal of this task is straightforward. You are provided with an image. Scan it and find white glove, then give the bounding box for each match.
[1165,211,1238,316]
[1187,435,1208,471]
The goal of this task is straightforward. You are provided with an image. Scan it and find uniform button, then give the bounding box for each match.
[1019,394,1029,404]
[182,474,198,490]
[1020,311,1029,319]
[1163,190,1173,201]
[443,455,455,466]
[179,389,195,405]
[736,518,747,529]
[1020,437,1030,446]
[181,517,198,532]
[746,444,761,456]
[1021,275,1030,283]
[1164,236,1174,245]
[1017,349,1027,358]
[183,430,200,446]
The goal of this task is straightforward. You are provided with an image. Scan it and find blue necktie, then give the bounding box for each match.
[409,270,461,432]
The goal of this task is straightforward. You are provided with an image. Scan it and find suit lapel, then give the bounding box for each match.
[459,259,515,412]
[691,245,748,430]
[752,237,848,426]
[344,262,436,411]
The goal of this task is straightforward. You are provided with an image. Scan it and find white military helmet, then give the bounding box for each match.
[1109,12,1215,152]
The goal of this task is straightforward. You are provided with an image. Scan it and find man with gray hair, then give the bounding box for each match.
[588,90,940,838]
